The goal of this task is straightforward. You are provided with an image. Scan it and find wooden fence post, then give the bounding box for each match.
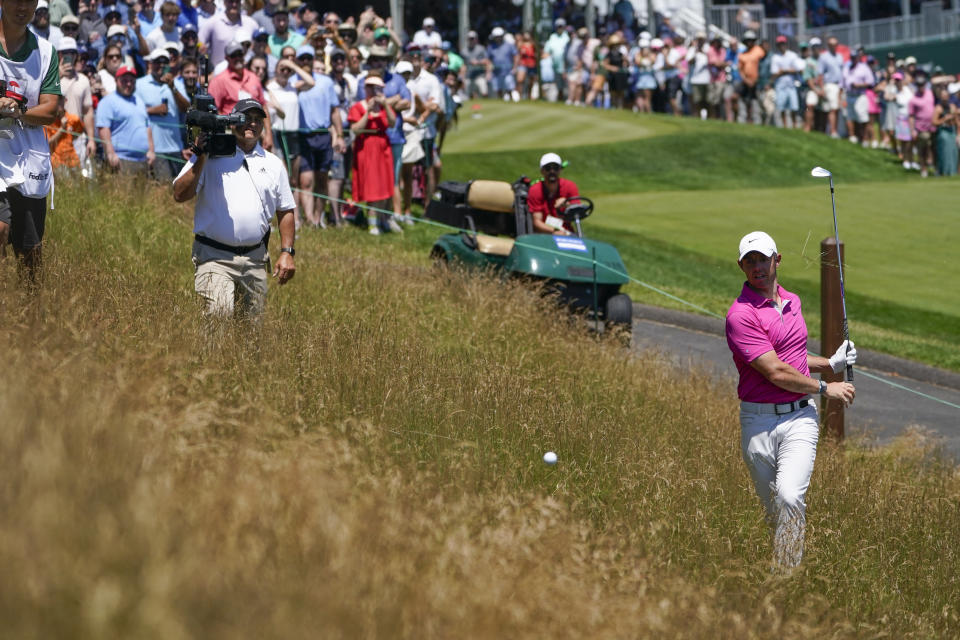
[821,237,845,441]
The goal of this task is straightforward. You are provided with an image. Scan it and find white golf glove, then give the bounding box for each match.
[829,340,857,373]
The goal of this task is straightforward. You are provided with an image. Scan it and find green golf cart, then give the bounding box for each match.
[426,176,633,331]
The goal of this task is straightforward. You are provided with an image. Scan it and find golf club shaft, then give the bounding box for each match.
[829,178,853,382]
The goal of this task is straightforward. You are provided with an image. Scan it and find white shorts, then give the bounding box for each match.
[848,93,870,124]
[822,83,841,111]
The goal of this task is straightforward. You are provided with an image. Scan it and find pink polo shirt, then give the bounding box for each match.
[208,68,265,115]
[726,282,810,403]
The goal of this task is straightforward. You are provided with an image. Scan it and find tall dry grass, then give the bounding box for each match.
[0,176,957,638]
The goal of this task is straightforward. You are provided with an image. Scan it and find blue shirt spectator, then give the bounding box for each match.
[96,88,151,161]
[136,8,164,37]
[818,50,844,85]
[135,72,182,156]
[298,73,339,131]
[487,39,517,73]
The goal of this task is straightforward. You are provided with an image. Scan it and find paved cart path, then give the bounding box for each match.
[630,304,960,458]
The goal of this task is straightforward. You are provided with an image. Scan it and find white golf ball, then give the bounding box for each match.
[543,451,558,465]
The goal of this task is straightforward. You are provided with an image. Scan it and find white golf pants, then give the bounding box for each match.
[740,402,819,568]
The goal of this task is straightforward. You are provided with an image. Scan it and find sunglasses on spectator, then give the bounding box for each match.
[542,163,561,171]
[227,51,245,59]
[61,24,78,31]
[106,54,122,60]
[297,55,313,61]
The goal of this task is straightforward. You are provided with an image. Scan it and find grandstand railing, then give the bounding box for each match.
[711,0,959,48]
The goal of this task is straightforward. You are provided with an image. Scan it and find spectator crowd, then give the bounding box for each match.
[34,0,960,236]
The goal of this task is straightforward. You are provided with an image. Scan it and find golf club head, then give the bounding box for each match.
[811,166,832,178]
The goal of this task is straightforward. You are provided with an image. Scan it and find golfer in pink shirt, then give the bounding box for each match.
[725,231,857,569]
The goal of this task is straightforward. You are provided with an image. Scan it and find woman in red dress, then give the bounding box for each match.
[348,75,397,235]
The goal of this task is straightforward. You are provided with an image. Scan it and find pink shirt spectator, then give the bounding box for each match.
[726,283,810,403]
[707,45,727,82]
[908,90,935,133]
[209,68,265,115]
[199,13,259,67]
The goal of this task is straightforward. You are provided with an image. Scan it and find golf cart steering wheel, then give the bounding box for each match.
[557,195,594,223]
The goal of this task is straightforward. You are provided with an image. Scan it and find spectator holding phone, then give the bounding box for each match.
[349,75,397,235]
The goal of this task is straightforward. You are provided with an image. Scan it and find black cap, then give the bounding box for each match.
[232,98,266,117]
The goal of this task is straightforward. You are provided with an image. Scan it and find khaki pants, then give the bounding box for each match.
[194,254,268,318]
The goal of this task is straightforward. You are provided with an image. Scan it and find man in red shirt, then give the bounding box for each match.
[209,40,273,150]
[526,152,577,235]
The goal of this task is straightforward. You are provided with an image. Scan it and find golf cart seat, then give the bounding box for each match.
[426,180,520,237]
[476,234,515,256]
[467,180,515,213]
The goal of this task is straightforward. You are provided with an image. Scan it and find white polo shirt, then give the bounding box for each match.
[178,143,296,247]
[407,69,443,139]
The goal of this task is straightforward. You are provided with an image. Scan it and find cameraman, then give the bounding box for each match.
[172,99,296,318]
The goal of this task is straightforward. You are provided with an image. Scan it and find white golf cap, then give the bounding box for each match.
[394,60,413,74]
[904,56,917,65]
[36,0,49,9]
[107,24,127,38]
[808,36,822,46]
[738,231,778,261]
[147,48,170,61]
[59,37,78,51]
[491,26,505,37]
[423,17,435,27]
[539,152,562,168]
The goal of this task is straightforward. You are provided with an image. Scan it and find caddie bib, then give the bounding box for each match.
[0,34,55,200]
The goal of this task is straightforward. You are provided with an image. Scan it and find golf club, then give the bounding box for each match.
[811,166,852,381]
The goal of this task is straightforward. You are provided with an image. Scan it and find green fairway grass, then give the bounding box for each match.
[442,100,677,153]
[592,181,956,316]
[439,103,958,371]
[443,102,908,191]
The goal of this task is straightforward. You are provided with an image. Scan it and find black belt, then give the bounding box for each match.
[194,231,269,255]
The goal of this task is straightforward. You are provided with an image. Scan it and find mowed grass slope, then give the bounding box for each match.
[441,102,959,370]
[1,178,958,638]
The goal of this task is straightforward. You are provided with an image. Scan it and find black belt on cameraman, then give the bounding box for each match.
[195,230,270,255]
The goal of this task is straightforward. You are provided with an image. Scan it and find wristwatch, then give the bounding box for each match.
[280,247,295,256]
[818,380,827,395]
